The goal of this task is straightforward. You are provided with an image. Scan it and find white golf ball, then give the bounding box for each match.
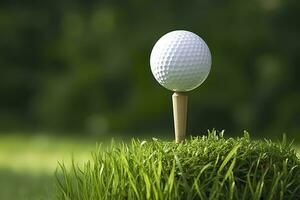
[150,30,211,92]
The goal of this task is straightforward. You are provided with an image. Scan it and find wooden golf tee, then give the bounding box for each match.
[172,92,188,143]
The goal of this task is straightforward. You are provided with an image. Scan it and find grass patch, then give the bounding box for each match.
[0,168,54,200]
[0,133,95,173]
[0,133,96,200]
[56,131,300,200]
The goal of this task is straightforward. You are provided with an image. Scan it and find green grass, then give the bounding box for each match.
[0,133,96,200]
[0,169,54,200]
[56,131,300,200]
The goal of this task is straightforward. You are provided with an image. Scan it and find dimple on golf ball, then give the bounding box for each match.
[150,30,212,92]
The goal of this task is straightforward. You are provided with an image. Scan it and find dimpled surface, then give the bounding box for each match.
[150,30,211,91]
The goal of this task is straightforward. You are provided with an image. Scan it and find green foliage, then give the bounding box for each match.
[56,131,300,199]
[1,1,300,137]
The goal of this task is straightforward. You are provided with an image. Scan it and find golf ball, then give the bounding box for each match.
[150,30,211,92]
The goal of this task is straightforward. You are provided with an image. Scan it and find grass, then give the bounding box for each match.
[56,130,300,200]
[0,133,96,200]
[0,169,54,200]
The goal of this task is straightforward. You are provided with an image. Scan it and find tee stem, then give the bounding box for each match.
[172,92,188,143]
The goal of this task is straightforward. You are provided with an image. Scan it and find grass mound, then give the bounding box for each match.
[56,131,300,200]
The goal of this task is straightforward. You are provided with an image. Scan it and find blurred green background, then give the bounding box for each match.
[0,0,300,199]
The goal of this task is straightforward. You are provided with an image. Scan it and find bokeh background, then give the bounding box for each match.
[0,0,299,199]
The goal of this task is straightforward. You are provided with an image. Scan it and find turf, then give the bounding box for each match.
[56,130,300,200]
[0,133,95,200]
